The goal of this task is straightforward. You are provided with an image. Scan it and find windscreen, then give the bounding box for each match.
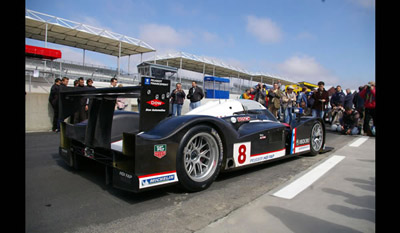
[236,99,278,122]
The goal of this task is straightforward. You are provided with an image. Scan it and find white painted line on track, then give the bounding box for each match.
[272,155,345,199]
[349,137,369,147]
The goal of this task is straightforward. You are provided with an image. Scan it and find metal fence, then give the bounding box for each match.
[25,57,254,94]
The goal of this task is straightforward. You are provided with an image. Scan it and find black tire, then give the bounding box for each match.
[309,121,324,156]
[176,125,223,192]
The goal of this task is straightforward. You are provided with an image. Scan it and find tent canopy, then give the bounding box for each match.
[25,9,155,57]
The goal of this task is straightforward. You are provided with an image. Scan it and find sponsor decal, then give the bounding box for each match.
[233,142,286,167]
[236,116,251,122]
[233,142,251,167]
[147,99,165,107]
[259,134,267,140]
[291,128,310,154]
[295,144,310,153]
[145,108,166,112]
[118,171,133,184]
[249,148,286,163]
[139,171,178,189]
[149,79,169,86]
[154,144,167,159]
[119,171,133,179]
[144,78,169,87]
[296,138,310,146]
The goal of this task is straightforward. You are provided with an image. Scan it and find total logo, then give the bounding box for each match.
[147,99,165,107]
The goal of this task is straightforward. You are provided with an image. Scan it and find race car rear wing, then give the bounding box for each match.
[59,77,171,149]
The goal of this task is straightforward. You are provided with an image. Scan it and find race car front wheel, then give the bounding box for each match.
[309,121,324,156]
[176,125,223,192]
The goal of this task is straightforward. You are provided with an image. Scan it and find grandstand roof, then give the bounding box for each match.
[25,9,155,57]
[149,52,297,86]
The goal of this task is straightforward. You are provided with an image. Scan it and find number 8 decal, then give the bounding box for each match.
[233,142,251,167]
[238,145,246,164]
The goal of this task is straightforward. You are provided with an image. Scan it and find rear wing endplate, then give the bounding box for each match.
[59,77,170,148]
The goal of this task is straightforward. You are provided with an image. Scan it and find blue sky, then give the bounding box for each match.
[26,0,375,89]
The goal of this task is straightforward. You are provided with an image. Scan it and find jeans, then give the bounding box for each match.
[172,104,183,116]
[189,101,201,110]
[331,124,359,135]
[363,108,376,136]
[312,109,324,119]
[284,107,293,124]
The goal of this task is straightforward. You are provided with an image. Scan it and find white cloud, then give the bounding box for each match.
[295,31,316,41]
[198,31,235,48]
[169,3,200,17]
[276,55,338,86]
[201,31,220,43]
[348,0,375,9]
[139,24,193,50]
[246,15,283,43]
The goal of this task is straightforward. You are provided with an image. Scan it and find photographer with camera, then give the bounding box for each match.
[282,85,297,123]
[359,81,376,136]
[171,83,186,116]
[267,83,283,118]
[338,107,360,135]
[254,83,268,107]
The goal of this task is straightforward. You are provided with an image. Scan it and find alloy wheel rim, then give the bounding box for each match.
[311,123,323,152]
[183,133,219,182]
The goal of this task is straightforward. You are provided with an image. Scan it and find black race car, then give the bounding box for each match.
[58,77,326,192]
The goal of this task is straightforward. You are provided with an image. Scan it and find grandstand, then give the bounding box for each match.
[149,51,297,87]
[25,56,139,92]
[25,9,298,132]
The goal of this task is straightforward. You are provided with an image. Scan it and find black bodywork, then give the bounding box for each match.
[58,77,326,192]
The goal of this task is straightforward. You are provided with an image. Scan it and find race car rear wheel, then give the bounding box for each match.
[177,125,223,192]
[309,121,324,156]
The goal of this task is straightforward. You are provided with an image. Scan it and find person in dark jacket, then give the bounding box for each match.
[187,81,204,110]
[85,79,96,118]
[73,77,88,123]
[353,86,365,121]
[171,83,186,116]
[49,78,61,132]
[343,88,354,109]
[330,85,345,108]
[340,107,360,135]
[312,81,329,118]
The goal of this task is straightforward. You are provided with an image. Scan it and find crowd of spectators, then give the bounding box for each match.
[170,81,205,116]
[48,77,121,132]
[49,76,375,138]
[241,80,375,137]
[49,77,207,132]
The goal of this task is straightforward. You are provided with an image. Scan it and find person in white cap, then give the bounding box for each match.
[282,85,297,123]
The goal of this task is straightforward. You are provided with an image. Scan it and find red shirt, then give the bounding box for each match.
[359,87,375,109]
